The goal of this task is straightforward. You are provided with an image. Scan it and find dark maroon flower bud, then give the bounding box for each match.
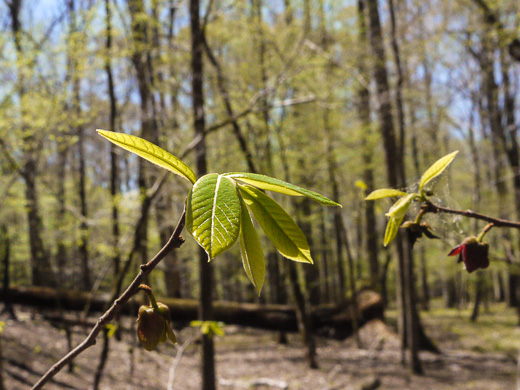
[137,303,176,351]
[448,237,490,273]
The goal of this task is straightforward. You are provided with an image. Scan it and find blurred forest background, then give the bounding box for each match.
[1,0,520,388]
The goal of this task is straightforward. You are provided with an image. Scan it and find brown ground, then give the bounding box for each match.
[1,306,517,390]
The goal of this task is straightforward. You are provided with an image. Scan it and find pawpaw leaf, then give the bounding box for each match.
[238,184,313,263]
[186,174,241,259]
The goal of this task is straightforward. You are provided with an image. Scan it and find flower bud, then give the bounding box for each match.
[137,303,177,351]
[448,237,490,273]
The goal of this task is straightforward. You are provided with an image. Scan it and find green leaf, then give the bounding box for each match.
[365,188,408,201]
[223,172,341,207]
[385,193,416,219]
[239,197,265,295]
[186,174,241,259]
[96,129,197,184]
[384,216,404,247]
[238,184,313,264]
[419,150,459,191]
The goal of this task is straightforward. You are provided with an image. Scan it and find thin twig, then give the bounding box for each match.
[423,201,520,229]
[31,207,187,390]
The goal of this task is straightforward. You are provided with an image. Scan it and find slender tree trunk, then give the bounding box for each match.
[286,261,318,368]
[92,329,110,390]
[357,0,379,290]
[105,0,121,278]
[92,2,120,386]
[409,97,430,312]
[7,0,55,288]
[324,124,346,301]
[366,0,422,373]
[277,103,319,368]
[201,33,257,173]
[252,0,287,315]
[190,0,216,388]
[296,160,320,306]
[319,208,331,303]
[56,143,68,286]
[1,226,15,319]
[388,0,406,183]
[419,248,429,311]
[128,0,160,273]
[390,9,429,361]
[471,273,483,322]
[68,0,91,291]
[77,107,90,291]
[339,218,362,348]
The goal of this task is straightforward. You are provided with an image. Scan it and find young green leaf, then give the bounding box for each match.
[385,193,416,219]
[384,215,405,247]
[239,198,265,295]
[365,188,408,201]
[223,172,341,207]
[419,150,459,191]
[238,184,313,264]
[186,174,241,259]
[96,129,197,184]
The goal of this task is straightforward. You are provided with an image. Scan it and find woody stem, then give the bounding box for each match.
[421,202,520,229]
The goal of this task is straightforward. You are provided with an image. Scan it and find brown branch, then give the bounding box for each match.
[31,207,186,390]
[422,201,520,229]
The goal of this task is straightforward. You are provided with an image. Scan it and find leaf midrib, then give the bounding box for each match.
[210,175,222,257]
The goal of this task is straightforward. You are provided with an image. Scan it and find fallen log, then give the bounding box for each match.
[0,287,383,339]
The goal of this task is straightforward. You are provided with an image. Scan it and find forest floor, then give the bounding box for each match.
[1,300,519,390]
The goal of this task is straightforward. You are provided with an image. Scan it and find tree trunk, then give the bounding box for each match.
[357,0,379,290]
[366,0,423,373]
[56,142,68,287]
[105,0,121,279]
[92,1,120,386]
[419,248,430,311]
[67,0,91,291]
[471,273,483,322]
[339,218,362,348]
[1,226,15,320]
[128,0,160,274]
[7,0,55,288]
[296,161,320,306]
[286,262,318,368]
[252,0,287,314]
[202,34,257,173]
[277,129,320,367]
[319,208,331,303]
[190,0,216,387]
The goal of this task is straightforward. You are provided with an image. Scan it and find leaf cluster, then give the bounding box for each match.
[97,130,341,295]
[365,151,459,246]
